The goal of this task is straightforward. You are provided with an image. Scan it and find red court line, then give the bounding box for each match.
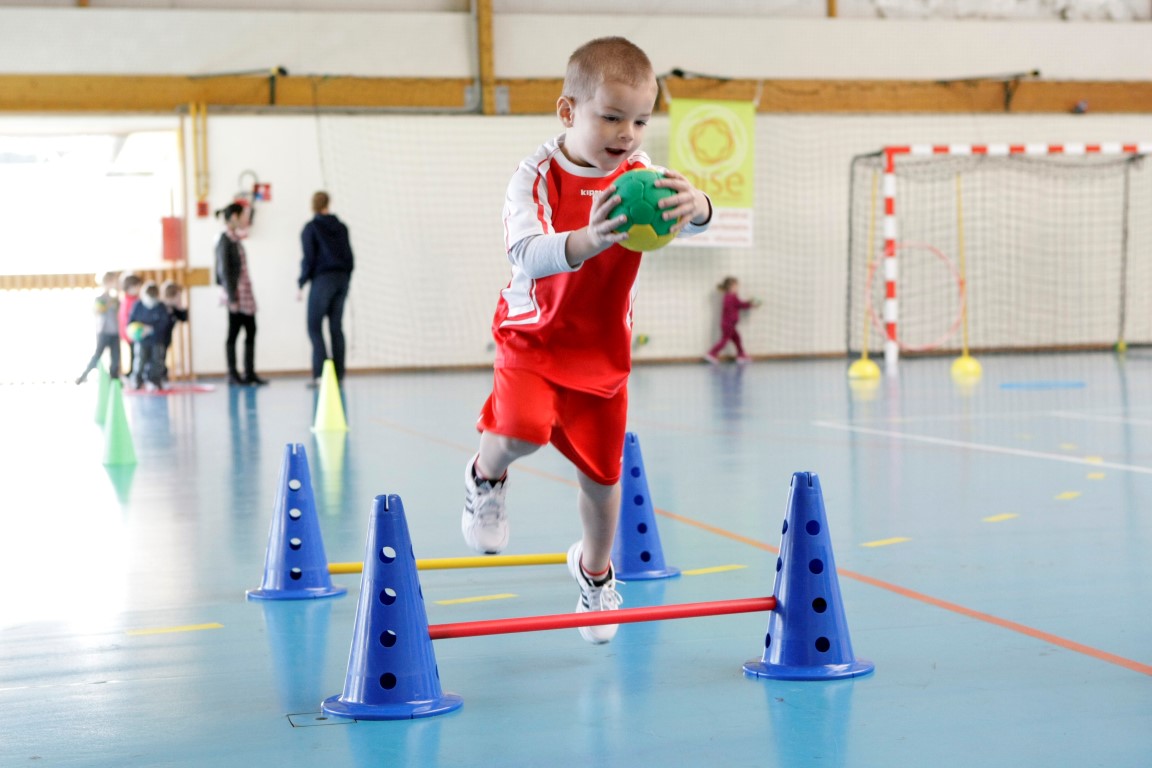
[654,507,1152,677]
[370,421,1151,676]
[839,568,1152,677]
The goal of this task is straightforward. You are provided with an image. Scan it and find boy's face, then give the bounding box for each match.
[557,78,658,172]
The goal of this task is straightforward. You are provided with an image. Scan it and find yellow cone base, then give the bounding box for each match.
[951,355,983,382]
[848,358,882,380]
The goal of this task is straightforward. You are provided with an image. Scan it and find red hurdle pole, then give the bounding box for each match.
[428,596,776,640]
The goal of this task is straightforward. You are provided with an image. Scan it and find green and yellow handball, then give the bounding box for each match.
[610,169,678,252]
[126,321,148,342]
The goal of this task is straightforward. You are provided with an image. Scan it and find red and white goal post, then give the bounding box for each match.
[847,142,1152,378]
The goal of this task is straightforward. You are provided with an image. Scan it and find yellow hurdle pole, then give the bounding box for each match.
[328,552,568,574]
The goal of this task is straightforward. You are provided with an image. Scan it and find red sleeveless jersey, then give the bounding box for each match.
[493,135,650,397]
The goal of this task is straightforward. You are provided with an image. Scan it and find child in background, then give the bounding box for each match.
[704,276,760,364]
[76,271,121,385]
[118,272,143,378]
[127,281,172,390]
[157,281,189,388]
[216,201,268,386]
[462,36,712,645]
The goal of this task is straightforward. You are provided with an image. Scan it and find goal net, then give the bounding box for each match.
[846,143,1152,369]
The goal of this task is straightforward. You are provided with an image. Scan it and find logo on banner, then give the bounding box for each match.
[669,99,755,247]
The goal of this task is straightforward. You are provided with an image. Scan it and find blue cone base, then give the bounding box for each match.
[614,565,681,581]
[742,657,875,681]
[245,584,347,601]
[321,692,463,721]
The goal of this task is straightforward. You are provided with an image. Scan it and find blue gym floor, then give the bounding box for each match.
[2,353,1151,767]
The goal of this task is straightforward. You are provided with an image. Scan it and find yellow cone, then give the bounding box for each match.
[847,357,882,381]
[312,359,348,433]
[951,354,983,381]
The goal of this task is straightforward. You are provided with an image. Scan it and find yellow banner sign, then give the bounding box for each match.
[669,98,755,209]
[668,98,755,247]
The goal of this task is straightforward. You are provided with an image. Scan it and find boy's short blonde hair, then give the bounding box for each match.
[562,37,655,103]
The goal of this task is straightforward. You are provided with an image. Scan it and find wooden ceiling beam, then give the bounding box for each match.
[0,74,1148,114]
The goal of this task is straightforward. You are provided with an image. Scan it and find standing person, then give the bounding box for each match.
[297,191,354,387]
[215,202,268,386]
[117,272,143,378]
[157,280,189,388]
[461,36,712,645]
[127,281,172,391]
[704,276,760,365]
[76,271,121,385]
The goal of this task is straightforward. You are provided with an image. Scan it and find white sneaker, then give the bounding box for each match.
[461,454,509,554]
[566,541,622,645]
[703,354,719,364]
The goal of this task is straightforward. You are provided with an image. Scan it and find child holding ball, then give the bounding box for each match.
[461,36,713,644]
[127,281,174,391]
[76,271,121,385]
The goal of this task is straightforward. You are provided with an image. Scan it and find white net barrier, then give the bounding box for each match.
[847,148,1152,358]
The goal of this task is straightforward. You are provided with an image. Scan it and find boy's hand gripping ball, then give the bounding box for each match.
[610,169,678,252]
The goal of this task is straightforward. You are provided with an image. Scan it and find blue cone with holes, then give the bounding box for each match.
[323,494,462,720]
[744,472,874,680]
[247,443,346,600]
[611,432,679,580]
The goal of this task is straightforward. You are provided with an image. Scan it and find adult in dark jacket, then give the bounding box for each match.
[298,191,354,384]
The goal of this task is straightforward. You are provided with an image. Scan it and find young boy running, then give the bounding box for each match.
[462,36,713,644]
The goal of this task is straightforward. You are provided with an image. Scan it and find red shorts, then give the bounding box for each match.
[477,367,627,486]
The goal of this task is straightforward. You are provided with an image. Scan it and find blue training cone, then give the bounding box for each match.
[744,472,874,681]
[611,432,679,580]
[323,494,463,720]
[247,444,346,600]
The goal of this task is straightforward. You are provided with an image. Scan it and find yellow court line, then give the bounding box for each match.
[681,564,747,576]
[1084,456,1104,464]
[1087,472,1106,480]
[983,513,1019,523]
[434,593,518,606]
[1055,491,1082,500]
[860,537,910,548]
[126,623,223,636]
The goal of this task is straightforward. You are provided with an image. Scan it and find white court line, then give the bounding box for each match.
[813,421,1152,475]
[1050,411,1152,427]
